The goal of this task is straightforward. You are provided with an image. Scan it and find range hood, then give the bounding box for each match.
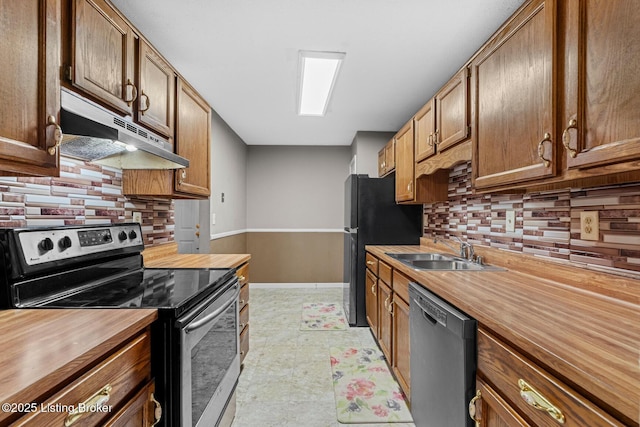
[59,88,189,170]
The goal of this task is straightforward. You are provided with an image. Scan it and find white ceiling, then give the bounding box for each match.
[110,0,526,146]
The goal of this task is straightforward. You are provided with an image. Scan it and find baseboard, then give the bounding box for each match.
[250,283,344,289]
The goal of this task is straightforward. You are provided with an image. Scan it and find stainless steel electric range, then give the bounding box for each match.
[0,223,240,427]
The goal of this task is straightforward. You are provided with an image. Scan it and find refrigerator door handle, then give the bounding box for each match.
[345,227,358,233]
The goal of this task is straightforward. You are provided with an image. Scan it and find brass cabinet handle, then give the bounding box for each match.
[371,283,376,296]
[150,392,162,427]
[383,294,390,309]
[407,180,413,192]
[124,78,138,105]
[239,299,246,305]
[434,129,440,145]
[518,379,565,424]
[238,275,246,282]
[239,323,246,329]
[366,260,376,266]
[139,92,151,114]
[428,132,434,147]
[64,384,112,426]
[562,119,578,158]
[388,299,394,316]
[468,390,481,426]
[46,115,63,156]
[178,168,187,185]
[537,132,552,168]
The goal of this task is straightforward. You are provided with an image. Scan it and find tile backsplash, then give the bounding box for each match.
[0,157,174,246]
[424,161,640,275]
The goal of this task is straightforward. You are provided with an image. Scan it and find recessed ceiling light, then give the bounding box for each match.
[298,51,345,117]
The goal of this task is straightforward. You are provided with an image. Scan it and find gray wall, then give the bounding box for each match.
[351,131,394,177]
[247,145,352,229]
[209,109,248,236]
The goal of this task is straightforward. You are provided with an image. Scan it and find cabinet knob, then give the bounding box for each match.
[124,79,138,106]
[537,132,553,168]
[518,379,565,424]
[468,390,481,426]
[139,91,151,114]
[46,115,63,156]
[562,119,578,158]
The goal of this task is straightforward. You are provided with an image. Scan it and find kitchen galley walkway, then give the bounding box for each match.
[231,287,415,427]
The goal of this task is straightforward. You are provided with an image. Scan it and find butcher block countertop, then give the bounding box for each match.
[367,243,640,425]
[0,309,157,424]
[142,242,250,269]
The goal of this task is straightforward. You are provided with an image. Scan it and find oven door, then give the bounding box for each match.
[177,278,240,427]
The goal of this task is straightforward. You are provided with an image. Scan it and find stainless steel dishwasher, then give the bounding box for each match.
[409,282,477,427]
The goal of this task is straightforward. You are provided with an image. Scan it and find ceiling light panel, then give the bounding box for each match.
[298,51,345,117]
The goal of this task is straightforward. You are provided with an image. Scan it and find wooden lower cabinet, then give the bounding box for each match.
[13,330,160,427]
[237,262,250,364]
[473,328,624,427]
[377,279,393,362]
[391,294,410,401]
[365,268,378,339]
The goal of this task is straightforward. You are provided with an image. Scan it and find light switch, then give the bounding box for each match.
[580,211,599,241]
[506,210,516,232]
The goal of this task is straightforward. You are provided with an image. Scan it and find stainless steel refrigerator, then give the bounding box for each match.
[343,174,422,326]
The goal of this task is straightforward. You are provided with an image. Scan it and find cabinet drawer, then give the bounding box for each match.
[237,263,249,285]
[392,270,410,303]
[378,261,392,286]
[239,282,249,311]
[477,329,623,427]
[239,303,249,332]
[15,332,151,427]
[365,253,378,275]
[240,325,249,363]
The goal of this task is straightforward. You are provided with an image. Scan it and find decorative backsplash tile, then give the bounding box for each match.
[424,161,640,275]
[0,157,174,246]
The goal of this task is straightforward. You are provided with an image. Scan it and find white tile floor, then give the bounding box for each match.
[231,286,415,427]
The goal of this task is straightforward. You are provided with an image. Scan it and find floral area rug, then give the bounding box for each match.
[330,347,413,424]
[299,302,348,330]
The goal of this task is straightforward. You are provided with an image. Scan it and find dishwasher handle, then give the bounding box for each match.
[412,295,446,327]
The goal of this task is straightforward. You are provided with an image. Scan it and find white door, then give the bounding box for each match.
[174,199,210,253]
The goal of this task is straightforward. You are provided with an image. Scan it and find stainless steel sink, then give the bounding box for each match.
[385,252,504,271]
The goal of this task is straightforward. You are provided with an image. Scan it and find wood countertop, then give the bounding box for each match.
[143,253,251,269]
[0,309,157,424]
[366,244,640,425]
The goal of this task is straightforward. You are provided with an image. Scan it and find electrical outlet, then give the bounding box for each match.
[580,211,599,241]
[132,212,142,224]
[506,210,516,232]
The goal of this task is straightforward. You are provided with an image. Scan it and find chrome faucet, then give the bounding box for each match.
[433,234,475,261]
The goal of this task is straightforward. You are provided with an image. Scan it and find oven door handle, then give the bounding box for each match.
[184,286,240,333]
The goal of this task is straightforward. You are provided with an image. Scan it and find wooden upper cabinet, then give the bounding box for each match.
[71,0,136,115]
[378,148,386,177]
[138,40,176,139]
[414,99,436,162]
[378,138,395,177]
[471,0,557,190]
[562,0,640,170]
[435,67,469,152]
[175,79,211,196]
[0,0,61,177]
[395,121,415,202]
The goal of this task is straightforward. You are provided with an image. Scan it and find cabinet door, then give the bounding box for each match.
[562,0,640,169]
[415,99,436,162]
[72,0,136,115]
[138,40,176,138]
[377,281,393,362]
[104,381,161,427]
[391,295,410,400]
[471,0,556,189]
[378,147,386,177]
[469,379,532,427]
[0,0,60,177]
[175,79,211,196]
[436,67,469,152]
[365,269,378,339]
[385,139,395,171]
[395,122,415,202]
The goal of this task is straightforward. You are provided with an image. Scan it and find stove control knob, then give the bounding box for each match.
[118,231,128,241]
[38,237,54,252]
[58,236,72,250]
[128,230,138,240]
